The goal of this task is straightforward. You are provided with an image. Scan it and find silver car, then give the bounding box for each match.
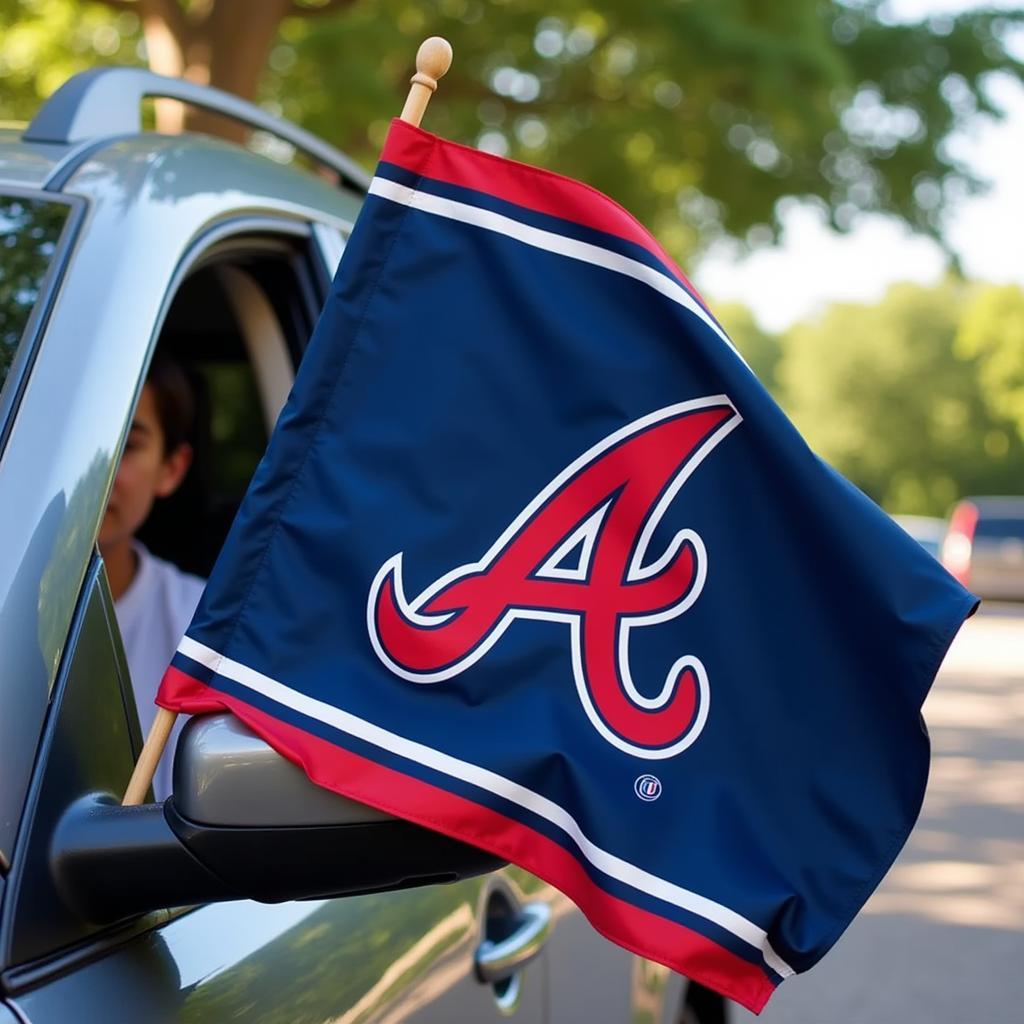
[0,68,716,1023]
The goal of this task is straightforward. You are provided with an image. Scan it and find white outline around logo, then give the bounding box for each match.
[367,396,742,760]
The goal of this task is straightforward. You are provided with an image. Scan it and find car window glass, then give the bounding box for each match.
[0,195,69,392]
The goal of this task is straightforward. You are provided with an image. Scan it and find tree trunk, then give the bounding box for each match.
[137,0,190,133]
[190,0,292,141]
[137,0,291,139]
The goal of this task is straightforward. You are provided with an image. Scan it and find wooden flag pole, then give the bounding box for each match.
[123,707,176,805]
[400,37,453,127]
[123,37,454,808]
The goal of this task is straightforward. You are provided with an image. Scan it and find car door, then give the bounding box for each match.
[0,556,553,1024]
[0,222,554,1024]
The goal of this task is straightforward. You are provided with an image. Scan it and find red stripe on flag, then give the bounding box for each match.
[380,119,708,309]
[158,667,776,1013]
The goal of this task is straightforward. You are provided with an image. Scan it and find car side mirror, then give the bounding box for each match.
[51,714,503,924]
[172,712,396,827]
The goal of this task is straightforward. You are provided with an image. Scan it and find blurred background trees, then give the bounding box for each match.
[0,0,1021,515]
[768,281,1024,514]
[956,283,1024,445]
[1,0,1020,258]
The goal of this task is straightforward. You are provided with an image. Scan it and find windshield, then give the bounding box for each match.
[0,194,71,393]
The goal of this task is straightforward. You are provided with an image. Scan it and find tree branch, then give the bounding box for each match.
[287,0,356,18]
[88,0,142,11]
[118,0,197,53]
[89,0,192,45]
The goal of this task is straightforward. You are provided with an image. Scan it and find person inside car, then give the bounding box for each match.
[99,352,206,799]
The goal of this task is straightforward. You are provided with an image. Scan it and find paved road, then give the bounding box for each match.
[734,603,1024,1024]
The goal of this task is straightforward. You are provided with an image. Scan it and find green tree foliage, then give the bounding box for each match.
[1,1,1021,262]
[778,280,1024,514]
[956,283,1024,444]
[274,0,1024,261]
[0,0,141,121]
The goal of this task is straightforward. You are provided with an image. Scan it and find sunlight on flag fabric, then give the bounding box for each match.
[158,118,977,1014]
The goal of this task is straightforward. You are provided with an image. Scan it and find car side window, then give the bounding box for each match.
[104,234,327,771]
[2,231,338,968]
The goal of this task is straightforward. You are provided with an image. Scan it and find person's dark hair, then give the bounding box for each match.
[146,351,195,455]
[137,350,212,576]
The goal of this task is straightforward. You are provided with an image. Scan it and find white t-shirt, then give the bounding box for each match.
[114,541,205,801]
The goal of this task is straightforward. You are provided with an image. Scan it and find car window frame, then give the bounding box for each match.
[0,213,335,877]
[0,554,166,987]
[0,216,343,982]
[109,218,334,732]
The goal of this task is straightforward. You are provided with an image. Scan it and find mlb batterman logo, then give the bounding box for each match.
[368,397,742,760]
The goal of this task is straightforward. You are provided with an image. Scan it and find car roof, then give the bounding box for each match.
[0,66,370,214]
[0,127,364,233]
[62,130,363,228]
[0,126,72,190]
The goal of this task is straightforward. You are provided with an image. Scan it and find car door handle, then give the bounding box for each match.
[475,901,552,984]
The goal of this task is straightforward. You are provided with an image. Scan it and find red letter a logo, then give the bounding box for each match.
[368,397,741,759]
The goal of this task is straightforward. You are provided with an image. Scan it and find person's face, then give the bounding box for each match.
[98,383,192,550]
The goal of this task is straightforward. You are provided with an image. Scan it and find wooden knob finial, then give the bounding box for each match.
[415,36,453,86]
[401,37,453,127]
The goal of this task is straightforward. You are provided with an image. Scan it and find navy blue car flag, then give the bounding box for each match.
[158,119,976,1013]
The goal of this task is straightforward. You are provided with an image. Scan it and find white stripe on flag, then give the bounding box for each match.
[366,176,746,363]
[176,635,794,978]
